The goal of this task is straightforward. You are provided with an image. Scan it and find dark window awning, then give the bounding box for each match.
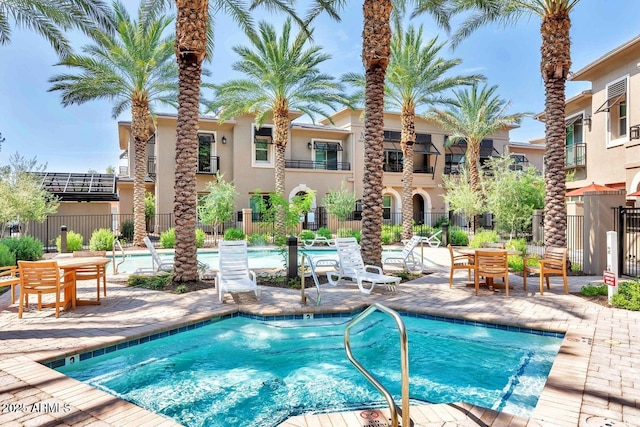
[383,141,402,152]
[595,93,625,114]
[314,142,343,151]
[446,140,498,157]
[565,115,583,127]
[254,136,273,144]
[415,141,440,155]
[37,172,118,202]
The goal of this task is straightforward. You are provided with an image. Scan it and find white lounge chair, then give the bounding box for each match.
[139,236,209,277]
[216,240,261,302]
[327,237,401,294]
[383,235,424,273]
[423,229,442,248]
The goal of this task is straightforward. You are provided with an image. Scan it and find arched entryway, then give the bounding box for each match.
[289,184,317,230]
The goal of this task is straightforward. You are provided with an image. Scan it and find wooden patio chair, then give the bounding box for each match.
[72,250,107,301]
[474,250,510,297]
[17,261,76,318]
[0,265,20,304]
[523,247,569,295]
[448,244,474,288]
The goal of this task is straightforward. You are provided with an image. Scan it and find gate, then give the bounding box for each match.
[616,207,640,277]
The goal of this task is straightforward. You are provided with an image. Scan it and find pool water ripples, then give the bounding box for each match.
[58,314,562,427]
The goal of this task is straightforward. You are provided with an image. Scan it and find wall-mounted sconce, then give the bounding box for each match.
[630,124,640,140]
[583,114,591,129]
[222,136,227,144]
[307,141,313,149]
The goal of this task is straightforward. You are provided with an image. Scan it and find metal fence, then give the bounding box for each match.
[527,214,584,269]
[614,207,640,277]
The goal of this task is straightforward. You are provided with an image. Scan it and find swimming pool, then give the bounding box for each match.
[55,312,562,426]
[111,248,406,273]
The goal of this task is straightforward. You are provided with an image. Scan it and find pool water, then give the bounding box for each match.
[111,248,406,273]
[57,313,562,427]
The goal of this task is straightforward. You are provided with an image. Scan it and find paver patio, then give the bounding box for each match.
[0,247,638,426]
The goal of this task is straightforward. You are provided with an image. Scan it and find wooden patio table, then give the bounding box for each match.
[457,248,521,290]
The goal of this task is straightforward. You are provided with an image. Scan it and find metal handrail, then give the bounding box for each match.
[112,239,126,274]
[344,303,410,427]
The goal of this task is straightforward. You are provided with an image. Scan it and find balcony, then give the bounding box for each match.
[285,160,351,171]
[147,156,156,176]
[566,143,586,168]
[197,156,220,174]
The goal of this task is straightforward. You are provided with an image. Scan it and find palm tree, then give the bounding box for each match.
[447,0,582,247]
[344,23,484,241]
[48,1,178,247]
[206,18,348,238]
[0,0,113,56]
[425,83,527,230]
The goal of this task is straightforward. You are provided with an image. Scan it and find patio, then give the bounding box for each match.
[0,247,638,426]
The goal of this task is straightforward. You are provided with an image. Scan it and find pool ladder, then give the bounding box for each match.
[111,238,127,274]
[344,303,411,427]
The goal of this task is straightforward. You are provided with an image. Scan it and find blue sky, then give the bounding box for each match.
[1,1,640,173]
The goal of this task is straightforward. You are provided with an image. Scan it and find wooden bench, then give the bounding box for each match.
[523,247,569,295]
[0,265,20,304]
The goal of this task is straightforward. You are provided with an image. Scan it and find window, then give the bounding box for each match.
[198,133,216,173]
[596,76,628,145]
[565,114,586,168]
[382,195,391,220]
[253,126,274,166]
[444,138,498,174]
[312,140,342,170]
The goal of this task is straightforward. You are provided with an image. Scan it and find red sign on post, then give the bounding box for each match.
[603,270,617,287]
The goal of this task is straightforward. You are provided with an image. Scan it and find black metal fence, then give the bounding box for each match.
[528,214,584,269]
[614,207,640,277]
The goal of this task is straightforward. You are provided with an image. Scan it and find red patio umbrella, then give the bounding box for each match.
[565,182,620,197]
[628,189,640,197]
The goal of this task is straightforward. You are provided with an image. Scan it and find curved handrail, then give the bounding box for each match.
[344,303,410,427]
[112,239,126,274]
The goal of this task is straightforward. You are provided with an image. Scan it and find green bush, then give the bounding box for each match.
[120,220,134,241]
[469,229,499,248]
[223,228,245,241]
[381,224,402,244]
[127,273,173,290]
[350,230,361,243]
[55,231,82,253]
[448,226,469,246]
[336,228,352,238]
[273,234,288,246]
[611,279,640,311]
[195,228,206,248]
[248,233,269,246]
[580,284,608,297]
[0,243,15,267]
[506,238,528,254]
[1,237,44,262]
[433,216,449,228]
[299,230,315,241]
[89,228,115,251]
[160,228,175,248]
[413,225,435,237]
[316,227,332,239]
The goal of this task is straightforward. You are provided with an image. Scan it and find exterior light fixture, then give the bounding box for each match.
[222,136,227,144]
[583,114,591,129]
[630,125,640,140]
[307,141,313,149]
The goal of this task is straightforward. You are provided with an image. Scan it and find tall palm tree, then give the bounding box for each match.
[206,18,348,238]
[447,0,582,247]
[48,1,179,247]
[0,0,113,56]
[425,83,527,230]
[343,23,484,241]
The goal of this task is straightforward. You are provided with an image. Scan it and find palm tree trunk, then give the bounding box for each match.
[541,12,571,248]
[173,0,207,282]
[273,104,289,238]
[401,106,416,241]
[131,98,152,247]
[361,0,392,267]
[467,141,481,231]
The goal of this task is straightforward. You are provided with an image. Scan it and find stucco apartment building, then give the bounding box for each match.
[533,34,640,204]
[116,108,543,230]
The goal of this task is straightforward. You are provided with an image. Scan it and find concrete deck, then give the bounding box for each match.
[0,247,638,427]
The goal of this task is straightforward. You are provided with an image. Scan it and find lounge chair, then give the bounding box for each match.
[327,237,401,294]
[302,235,335,249]
[423,229,442,248]
[141,236,209,277]
[383,235,424,273]
[216,240,261,302]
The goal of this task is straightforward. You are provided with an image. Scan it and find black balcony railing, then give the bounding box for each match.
[566,143,586,168]
[383,163,402,172]
[198,156,220,174]
[147,156,156,176]
[285,160,351,171]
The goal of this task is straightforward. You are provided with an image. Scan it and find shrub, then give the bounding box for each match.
[273,234,288,246]
[89,228,115,251]
[350,230,361,243]
[413,225,435,237]
[381,224,402,244]
[1,236,44,261]
[469,229,499,248]
[299,230,315,241]
[448,226,469,246]
[160,228,175,248]
[121,220,134,241]
[316,227,332,239]
[127,273,173,290]
[580,284,608,297]
[611,279,640,311]
[223,228,245,241]
[248,233,269,246]
[195,228,206,248]
[336,228,352,238]
[56,231,82,253]
[0,243,15,267]
[506,238,528,254]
